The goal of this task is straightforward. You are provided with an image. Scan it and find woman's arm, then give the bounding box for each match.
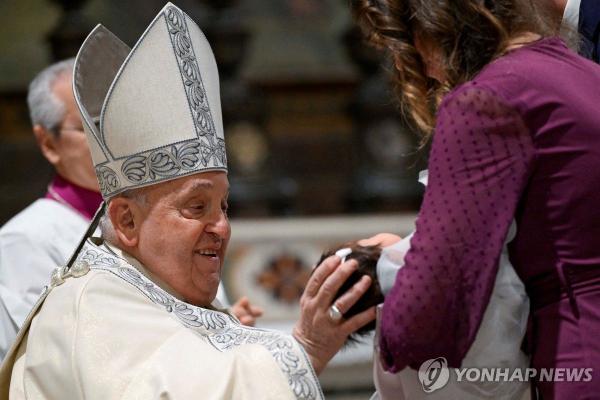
[379,83,535,372]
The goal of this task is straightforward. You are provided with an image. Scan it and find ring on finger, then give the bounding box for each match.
[329,304,343,323]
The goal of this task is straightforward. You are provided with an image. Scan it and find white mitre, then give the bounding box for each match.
[73,2,227,199]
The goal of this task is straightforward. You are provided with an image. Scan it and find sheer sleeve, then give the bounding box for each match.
[379,83,535,372]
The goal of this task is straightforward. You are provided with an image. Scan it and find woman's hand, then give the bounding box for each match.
[231,296,263,326]
[358,233,402,248]
[293,255,376,375]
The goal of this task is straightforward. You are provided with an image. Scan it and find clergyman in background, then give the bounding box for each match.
[0,59,102,361]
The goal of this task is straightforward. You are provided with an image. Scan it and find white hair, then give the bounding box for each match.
[99,213,118,245]
[27,58,75,135]
[99,189,148,244]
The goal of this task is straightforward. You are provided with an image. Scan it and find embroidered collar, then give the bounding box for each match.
[45,175,103,220]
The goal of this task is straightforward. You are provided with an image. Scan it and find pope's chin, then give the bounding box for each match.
[190,251,223,306]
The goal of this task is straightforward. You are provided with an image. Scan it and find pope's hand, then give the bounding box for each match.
[293,255,376,375]
[231,296,263,326]
[358,232,402,248]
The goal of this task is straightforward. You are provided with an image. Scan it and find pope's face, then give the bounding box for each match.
[135,172,230,307]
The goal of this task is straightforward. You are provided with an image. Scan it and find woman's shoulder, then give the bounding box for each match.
[437,81,515,120]
[474,38,594,101]
[477,37,571,79]
[441,37,592,118]
[434,81,531,140]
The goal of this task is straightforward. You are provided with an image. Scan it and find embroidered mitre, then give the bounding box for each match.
[73,2,227,199]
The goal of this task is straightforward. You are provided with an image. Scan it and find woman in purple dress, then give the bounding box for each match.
[350,0,600,397]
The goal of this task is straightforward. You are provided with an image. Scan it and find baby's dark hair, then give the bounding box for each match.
[316,243,384,346]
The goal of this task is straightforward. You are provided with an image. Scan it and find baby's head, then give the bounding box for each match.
[316,243,384,345]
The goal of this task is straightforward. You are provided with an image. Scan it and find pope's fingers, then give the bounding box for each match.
[316,259,358,305]
[239,315,256,326]
[234,297,249,308]
[303,255,341,299]
[341,306,377,335]
[333,275,372,315]
[249,305,264,317]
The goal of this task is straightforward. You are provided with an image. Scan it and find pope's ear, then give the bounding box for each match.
[33,124,61,166]
[107,197,140,248]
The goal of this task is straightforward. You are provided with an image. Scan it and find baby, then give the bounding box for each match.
[316,243,384,344]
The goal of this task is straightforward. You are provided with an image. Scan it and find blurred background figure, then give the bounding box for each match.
[0,58,102,361]
[551,0,600,62]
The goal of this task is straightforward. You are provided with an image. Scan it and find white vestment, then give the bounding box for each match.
[0,238,323,400]
[0,199,89,361]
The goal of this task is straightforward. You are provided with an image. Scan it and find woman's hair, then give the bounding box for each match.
[351,0,556,142]
[316,243,384,346]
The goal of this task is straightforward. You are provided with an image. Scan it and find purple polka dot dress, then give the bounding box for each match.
[379,38,600,398]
